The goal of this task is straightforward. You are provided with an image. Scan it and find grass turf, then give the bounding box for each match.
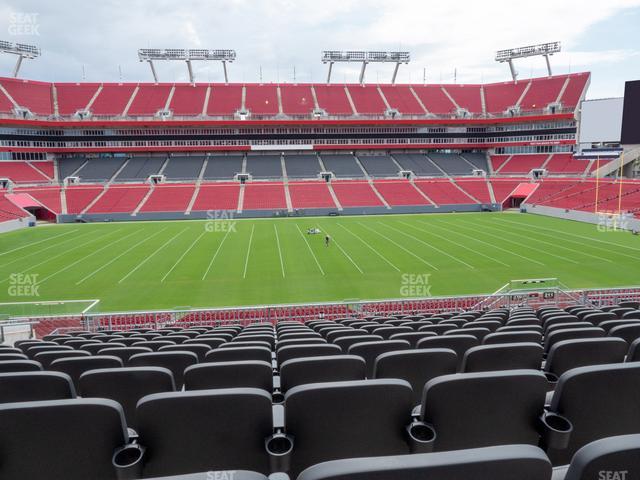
[0,212,639,315]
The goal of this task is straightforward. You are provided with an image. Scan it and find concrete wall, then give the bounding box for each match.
[56,203,500,223]
[523,203,640,231]
[0,217,36,234]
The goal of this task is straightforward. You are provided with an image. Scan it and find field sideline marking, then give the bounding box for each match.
[243,225,255,279]
[498,220,640,260]
[76,227,169,285]
[382,222,475,269]
[118,228,188,283]
[0,229,116,284]
[426,220,546,266]
[161,231,207,282]
[338,223,400,272]
[460,222,580,265]
[358,222,438,271]
[0,229,77,257]
[398,220,511,267]
[274,225,285,278]
[202,228,232,280]
[294,224,325,275]
[460,219,581,265]
[37,230,139,286]
[319,224,364,274]
[484,220,613,263]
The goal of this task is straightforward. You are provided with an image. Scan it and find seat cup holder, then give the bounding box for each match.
[112,443,145,480]
[540,412,572,450]
[266,432,294,473]
[272,391,285,405]
[406,421,436,453]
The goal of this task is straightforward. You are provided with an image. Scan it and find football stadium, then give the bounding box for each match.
[1,2,640,479]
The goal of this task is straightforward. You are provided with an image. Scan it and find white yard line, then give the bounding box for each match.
[358,222,439,271]
[0,230,117,284]
[295,224,325,275]
[161,231,207,282]
[338,223,401,272]
[398,220,511,267]
[319,224,364,274]
[0,229,78,257]
[3,229,96,270]
[460,220,581,265]
[76,227,169,284]
[274,225,285,278]
[202,228,233,280]
[382,222,475,269]
[243,225,255,279]
[38,230,139,285]
[118,228,188,284]
[426,220,546,266]
[496,217,640,253]
[491,218,638,261]
[485,220,613,263]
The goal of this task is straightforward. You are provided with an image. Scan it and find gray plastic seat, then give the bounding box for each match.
[97,346,153,364]
[388,331,437,347]
[419,370,549,452]
[184,361,273,392]
[462,343,543,373]
[0,371,75,404]
[333,335,383,352]
[563,434,640,480]
[158,344,211,362]
[544,338,628,380]
[417,335,479,370]
[49,355,124,390]
[128,352,198,389]
[373,349,458,405]
[371,326,413,340]
[0,398,132,480]
[137,388,273,476]
[79,367,175,430]
[546,362,640,465]
[280,355,366,392]
[284,379,414,476]
[0,360,42,373]
[609,324,640,344]
[544,328,605,354]
[0,353,28,361]
[347,340,411,378]
[277,344,342,365]
[205,346,272,364]
[33,349,92,368]
[296,444,552,480]
[483,331,542,345]
[628,338,640,362]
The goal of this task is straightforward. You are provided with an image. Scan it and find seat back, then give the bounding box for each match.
[280,355,366,392]
[0,360,42,373]
[79,367,175,430]
[547,362,640,465]
[50,356,124,390]
[137,388,273,476]
[416,335,479,370]
[0,398,129,480]
[347,340,411,378]
[420,370,548,451]
[296,444,552,480]
[128,352,198,389]
[462,343,544,373]
[0,371,75,404]
[563,434,640,480]
[544,338,628,379]
[184,361,273,392]
[276,344,342,365]
[374,349,458,406]
[285,379,413,476]
[205,346,272,364]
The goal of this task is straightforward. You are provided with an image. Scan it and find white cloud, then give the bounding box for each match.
[0,0,638,95]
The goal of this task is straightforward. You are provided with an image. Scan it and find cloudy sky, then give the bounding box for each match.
[0,0,639,99]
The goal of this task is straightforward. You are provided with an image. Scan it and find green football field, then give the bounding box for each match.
[0,212,639,315]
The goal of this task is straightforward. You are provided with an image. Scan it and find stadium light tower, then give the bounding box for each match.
[321,51,410,84]
[138,48,236,84]
[0,40,40,77]
[495,41,561,81]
